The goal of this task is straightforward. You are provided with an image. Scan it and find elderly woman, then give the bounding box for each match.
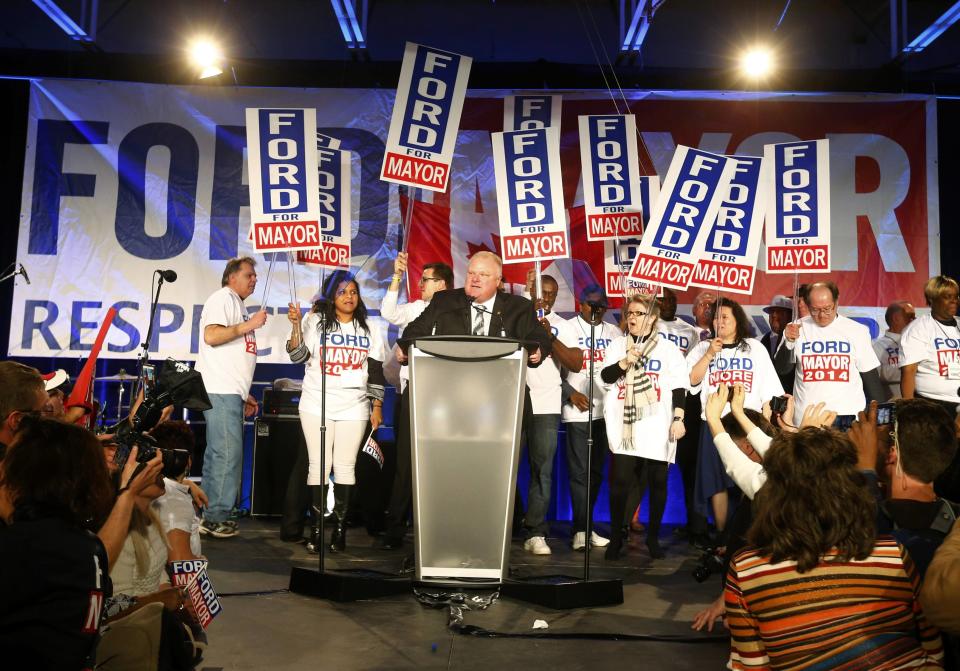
[726,428,944,670]
[598,294,688,560]
[287,270,386,553]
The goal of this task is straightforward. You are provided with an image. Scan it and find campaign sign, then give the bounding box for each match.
[639,174,661,226]
[503,95,562,131]
[579,115,645,241]
[627,146,736,291]
[297,143,351,270]
[491,127,570,264]
[245,108,323,252]
[169,559,209,588]
[361,431,384,469]
[185,567,223,630]
[604,238,660,297]
[764,138,831,273]
[380,42,472,192]
[316,132,341,149]
[690,155,769,295]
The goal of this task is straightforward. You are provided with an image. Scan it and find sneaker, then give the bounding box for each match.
[200,519,238,539]
[572,531,610,550]
[523,536,552,555]
[590,531,610,547]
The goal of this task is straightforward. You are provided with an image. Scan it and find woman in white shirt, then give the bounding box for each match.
[686,297,783,540]
[598,295,688,560]
[287,271,387,553]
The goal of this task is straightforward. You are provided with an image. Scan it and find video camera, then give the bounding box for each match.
[691,546,725,583]
[104,358,212,479]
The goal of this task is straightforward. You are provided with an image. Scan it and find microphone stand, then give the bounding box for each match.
[317,308,329,577]
[137,271,167,384]
[583,307,599,581]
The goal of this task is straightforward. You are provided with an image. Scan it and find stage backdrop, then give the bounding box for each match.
[10,79,938,365]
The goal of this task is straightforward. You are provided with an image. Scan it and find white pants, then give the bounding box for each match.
[299,411,367,485]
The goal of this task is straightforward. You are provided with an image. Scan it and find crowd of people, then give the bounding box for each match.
[4,252,960,669]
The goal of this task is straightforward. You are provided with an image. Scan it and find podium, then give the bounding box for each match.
[408,336,527,585]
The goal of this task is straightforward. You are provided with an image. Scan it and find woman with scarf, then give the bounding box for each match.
[599,294,689,560]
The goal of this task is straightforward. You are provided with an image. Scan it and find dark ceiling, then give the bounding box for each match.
[1,0,959,93]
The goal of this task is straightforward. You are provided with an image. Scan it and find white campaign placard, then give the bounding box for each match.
[627,146,736,291]
[604,238,660,298]
[689,155,769,295]
[579,115,645,241]
[245,108,323,252]
[316,132,341,150]
[763,138,831,273]
[380,42,472,193]
[296,141,352,270]
[491,127,570,264]
[503,94,562,131]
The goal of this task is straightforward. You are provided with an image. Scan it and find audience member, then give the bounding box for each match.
[0,360,46,458]
[922,522,960,634]
[795,283,811,319]
[691,291,717,342]
[726,427,944,669]
[151,421,204,561]
[873,301,916,400]
[0,417,115,670]
[600,294,687,560]
[521,270,582,556]
[775,281,885,425]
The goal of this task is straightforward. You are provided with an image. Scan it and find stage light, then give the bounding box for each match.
[189,39,224,79]
[740,47,774,78]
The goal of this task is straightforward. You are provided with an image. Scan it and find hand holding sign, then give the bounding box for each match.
[394,251,409,275]
[708,337,724,357]
[287,302,302,325]
[247,309,268,331]
[785,321,801,342]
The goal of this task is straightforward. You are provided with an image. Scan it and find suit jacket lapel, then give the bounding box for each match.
[457,291,472,334]
[490,293,508,336]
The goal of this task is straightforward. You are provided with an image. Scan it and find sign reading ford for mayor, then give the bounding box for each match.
[579,114,646,241]
[491,127,570,264]
[503,94,562,131]
[245,108,323,252]
[628,146,736,291]
[297,137,352,270]
[764,138,831,273]
[689,155,769,295]
[380,42,472,193]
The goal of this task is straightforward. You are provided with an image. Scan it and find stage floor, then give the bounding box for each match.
[199,518,729,670]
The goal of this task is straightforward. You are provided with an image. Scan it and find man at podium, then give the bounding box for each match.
[401,251,552,364]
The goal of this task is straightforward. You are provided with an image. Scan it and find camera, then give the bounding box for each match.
[876,401,897,425]
[692,547,725,583]
[769,395,789,416]
[104,358,211,479]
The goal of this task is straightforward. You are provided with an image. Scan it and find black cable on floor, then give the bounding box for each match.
[217,589,290,597]
[450,622,728,643]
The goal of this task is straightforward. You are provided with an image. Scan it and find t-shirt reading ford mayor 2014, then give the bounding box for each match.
[195,286,258,398]
[560,316,623,423]
[899,314,960,404]
[783,315,880,424]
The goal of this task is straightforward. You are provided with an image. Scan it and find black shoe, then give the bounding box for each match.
[646,537,665,559]
[604,539,624,561]
[305,525,322,554]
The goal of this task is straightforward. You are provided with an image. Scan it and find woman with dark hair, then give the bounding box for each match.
[686,296,783,539]
[286,270,387,553]
[727,428,944,669]
[598,294,688,560]
[0,417,115,670]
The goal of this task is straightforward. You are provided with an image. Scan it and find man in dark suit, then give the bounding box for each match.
[401,251,552,360]
[760,294,795,394]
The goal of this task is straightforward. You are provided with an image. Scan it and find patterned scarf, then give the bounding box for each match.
[621,334,661,450]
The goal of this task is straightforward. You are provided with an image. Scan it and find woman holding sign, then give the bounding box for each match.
[287,270,386,553]
[598,295,688,560]
[686,297,783,541]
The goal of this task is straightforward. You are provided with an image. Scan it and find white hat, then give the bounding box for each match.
[763,295,793,314]
[42,369,70,392]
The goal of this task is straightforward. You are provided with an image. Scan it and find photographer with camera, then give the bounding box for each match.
[151,421,203,561]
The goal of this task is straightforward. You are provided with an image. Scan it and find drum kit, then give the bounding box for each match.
[95,369,138,421]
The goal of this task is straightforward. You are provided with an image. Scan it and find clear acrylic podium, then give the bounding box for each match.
[407,336,528,585]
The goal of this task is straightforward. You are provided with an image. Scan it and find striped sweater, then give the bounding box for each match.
[725,537,944,670]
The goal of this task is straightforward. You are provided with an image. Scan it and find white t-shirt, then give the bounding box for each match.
[899,315,960,403]
[560,316,622,423]
[153,479,202,558]
[686,338,784,419]
[783,315,880,423]
[872,331,903,400]
[527,311,578,415]
[299,313,387,421]
[195,286,258,397]
[657,318,701,356]
[111,520,169,597]
[600,335,688,462]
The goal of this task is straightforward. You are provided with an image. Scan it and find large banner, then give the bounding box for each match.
[10,80,938,362]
